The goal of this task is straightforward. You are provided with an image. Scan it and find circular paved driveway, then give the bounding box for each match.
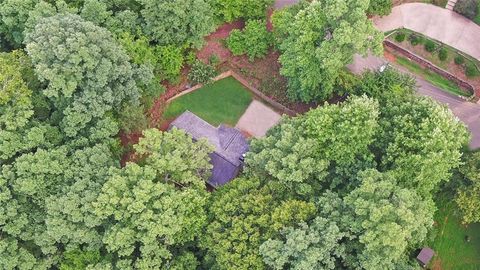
[374,3,480,60]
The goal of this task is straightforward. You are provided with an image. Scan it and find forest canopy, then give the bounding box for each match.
[0,0,474,269]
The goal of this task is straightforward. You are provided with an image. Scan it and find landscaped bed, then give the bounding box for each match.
[163,76,253,126]
[386,28,480,96]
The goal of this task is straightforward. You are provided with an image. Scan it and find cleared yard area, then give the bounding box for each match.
[163,77,253,126]
[429,197,480,269]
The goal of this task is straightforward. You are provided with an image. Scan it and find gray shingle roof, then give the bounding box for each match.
[417,247,434,267]
[169,111,249,187]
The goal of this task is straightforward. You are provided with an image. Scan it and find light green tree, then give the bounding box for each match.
[226,20,272,61]
[260,217,345,270]
[0,51,34,131]
[93,128,213,268]
[201,177,316,270]
[247,95,379,195]
[274,0,383,101]
[25,13,142,137]
[374,95,469,197]
[344,169,435,270]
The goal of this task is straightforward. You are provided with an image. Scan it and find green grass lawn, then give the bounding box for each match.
[163,76,253,126]
[395,56,471,97]
[429,197,480,269]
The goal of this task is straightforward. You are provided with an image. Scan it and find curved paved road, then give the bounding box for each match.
[374,3,480,60]
[348,54,480,149]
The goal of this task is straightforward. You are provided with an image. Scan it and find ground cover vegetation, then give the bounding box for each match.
[0,0,478,269]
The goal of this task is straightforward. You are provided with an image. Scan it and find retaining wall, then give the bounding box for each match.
[384,40,475,97]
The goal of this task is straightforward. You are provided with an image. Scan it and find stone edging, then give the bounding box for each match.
[166,70,297,116]
[384,40,476,97]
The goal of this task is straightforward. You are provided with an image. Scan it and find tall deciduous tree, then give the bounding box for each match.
[93,128,213,268]
[343,169,435,270]
[260,217,345,270]
[201,177,316,270]
[0,0,38,49]
[247,95,379,195]
[0,51,34,131]
[25,13,142,137]
[274,0,383,102]
[368,0,393,16]
[374,95,469,197]
[138,0,215,48]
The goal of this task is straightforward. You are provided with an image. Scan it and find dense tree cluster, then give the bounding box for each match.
[202,91,466,269]
[0,0,474,269]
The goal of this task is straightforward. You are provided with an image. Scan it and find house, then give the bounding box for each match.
[416,247,434,268]
[169,111,249,188]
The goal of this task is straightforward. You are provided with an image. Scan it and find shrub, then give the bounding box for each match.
[454,0,479,20]
[409,34,424,46]
[226,20,272,61]
[185,50,197,65]
[226,29,245,55]
[424,40,436,52]
[465,62,480,77]
[156,45,184,82]
[438,48,448,61]
[367,0,393,16]
[209,54,220,66]
[395,31,406,42]
[454,55,465,65]
[188,60,217,85]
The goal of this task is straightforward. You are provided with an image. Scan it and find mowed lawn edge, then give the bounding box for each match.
[429,196,480,269]
[163,76,253,126]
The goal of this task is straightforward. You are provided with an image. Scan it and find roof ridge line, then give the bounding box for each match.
[223,128,242,150]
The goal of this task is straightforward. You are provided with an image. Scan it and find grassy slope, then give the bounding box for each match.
[395,56,471,97]
[164,76,253,126]
[430,197,480,269]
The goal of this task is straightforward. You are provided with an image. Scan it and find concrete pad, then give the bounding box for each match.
[236,100,281,138]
